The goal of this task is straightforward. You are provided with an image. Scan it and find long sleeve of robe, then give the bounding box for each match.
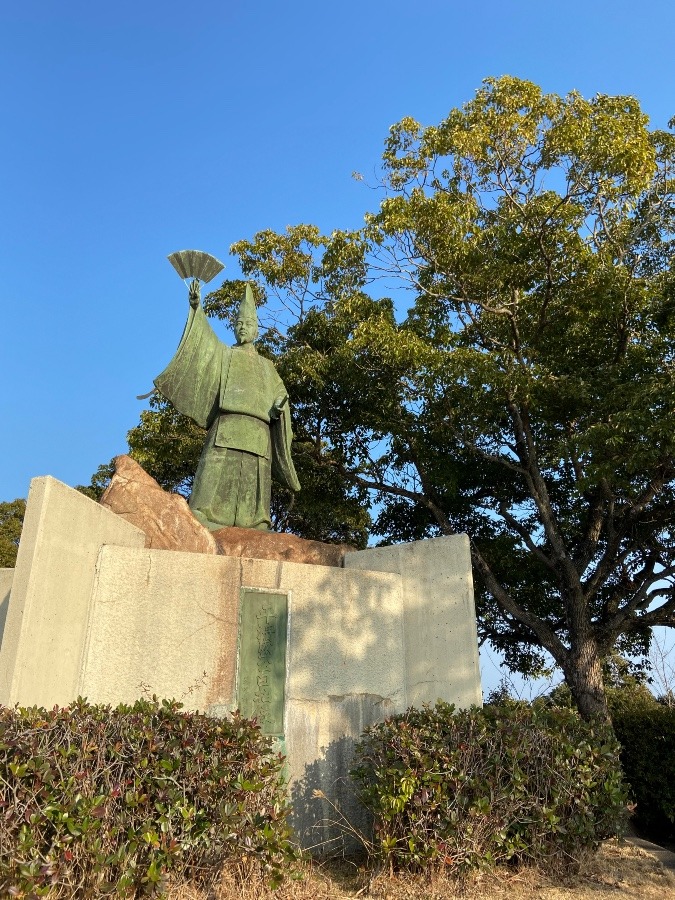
[154,304,223,429]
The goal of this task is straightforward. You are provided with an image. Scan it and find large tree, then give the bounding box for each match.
[215,78,675,720]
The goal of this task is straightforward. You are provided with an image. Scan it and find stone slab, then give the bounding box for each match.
[345,535,483,709]
[0,569,13,653]
[79,546,242,710]
[213,526,353,567]
[0,477,145,707]
[79,548,404,714]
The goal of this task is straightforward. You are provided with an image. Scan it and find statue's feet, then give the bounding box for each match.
[190,505,271,532]
[189,507,223,532]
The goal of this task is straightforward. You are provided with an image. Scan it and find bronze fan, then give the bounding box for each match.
[168,249,224,284]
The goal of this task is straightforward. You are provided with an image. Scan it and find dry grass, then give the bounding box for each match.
[165,840,675,900]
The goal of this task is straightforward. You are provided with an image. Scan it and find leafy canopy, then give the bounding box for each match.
[213,77,675,717]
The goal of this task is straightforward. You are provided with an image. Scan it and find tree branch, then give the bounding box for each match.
[498,501,557,573]
[471,541,567,666]
[508,402,586,608]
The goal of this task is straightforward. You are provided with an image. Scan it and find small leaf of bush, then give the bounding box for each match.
[352,701,627,875]
[0,698,294,897]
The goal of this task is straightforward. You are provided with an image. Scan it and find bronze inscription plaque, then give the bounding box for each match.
[237,589,288,735]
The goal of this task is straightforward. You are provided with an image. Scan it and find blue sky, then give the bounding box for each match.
[3,0,675,501]
[2,0,675,695]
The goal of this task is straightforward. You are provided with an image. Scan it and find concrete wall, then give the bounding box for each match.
[345,535,482,709]
[0,569,13,653]
[0,477,145,707]
[78,542,480,849]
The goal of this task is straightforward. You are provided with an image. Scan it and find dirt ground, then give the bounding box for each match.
[166,839,675,900]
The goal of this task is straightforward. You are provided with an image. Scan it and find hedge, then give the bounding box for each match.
[0,698,294,897]
[609,689,675,840]
[352,701,627,875]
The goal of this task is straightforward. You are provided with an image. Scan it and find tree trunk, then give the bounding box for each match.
[563,639,611,722]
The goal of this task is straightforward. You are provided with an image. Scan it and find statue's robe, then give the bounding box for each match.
[154,304,300,530]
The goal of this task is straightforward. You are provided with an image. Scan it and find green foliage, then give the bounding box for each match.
[212,76,675,717]
[0,698,294,897]
[352,701,627,875]
[0,499,25,568]
[272,442,369,546]
[609,688,675,840]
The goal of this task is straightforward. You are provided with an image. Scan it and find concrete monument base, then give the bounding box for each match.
[0,476,482,851]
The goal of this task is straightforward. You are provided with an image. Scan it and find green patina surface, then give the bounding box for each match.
[154,281,300,531]
[238,589,288,736]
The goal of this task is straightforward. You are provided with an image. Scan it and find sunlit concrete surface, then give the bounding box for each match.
[346,536,482,709]
[0,477,145,707]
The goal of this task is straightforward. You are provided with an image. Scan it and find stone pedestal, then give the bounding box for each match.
[99,455,353,566]
[0,476,482,852]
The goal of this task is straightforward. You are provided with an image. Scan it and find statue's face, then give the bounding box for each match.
[235,314,258,345]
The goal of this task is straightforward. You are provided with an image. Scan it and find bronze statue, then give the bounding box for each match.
[154,252,300,530]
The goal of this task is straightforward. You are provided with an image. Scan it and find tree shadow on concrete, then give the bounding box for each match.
[289,735,373,858]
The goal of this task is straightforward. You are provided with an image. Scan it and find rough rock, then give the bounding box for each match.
[100,455,218,554]
[100,455,353,566]
[212,526,354,567]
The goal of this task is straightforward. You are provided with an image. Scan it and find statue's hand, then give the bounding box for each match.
[271,394,288,419]
[188,278,201,308]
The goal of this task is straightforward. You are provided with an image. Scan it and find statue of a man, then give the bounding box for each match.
[154,280,300,530]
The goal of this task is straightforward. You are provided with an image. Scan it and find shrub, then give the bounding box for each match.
[609,687,675,841]
[352,701,627,875]
[0,698,294,897]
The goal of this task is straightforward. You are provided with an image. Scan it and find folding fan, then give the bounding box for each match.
[167,249,225,284]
